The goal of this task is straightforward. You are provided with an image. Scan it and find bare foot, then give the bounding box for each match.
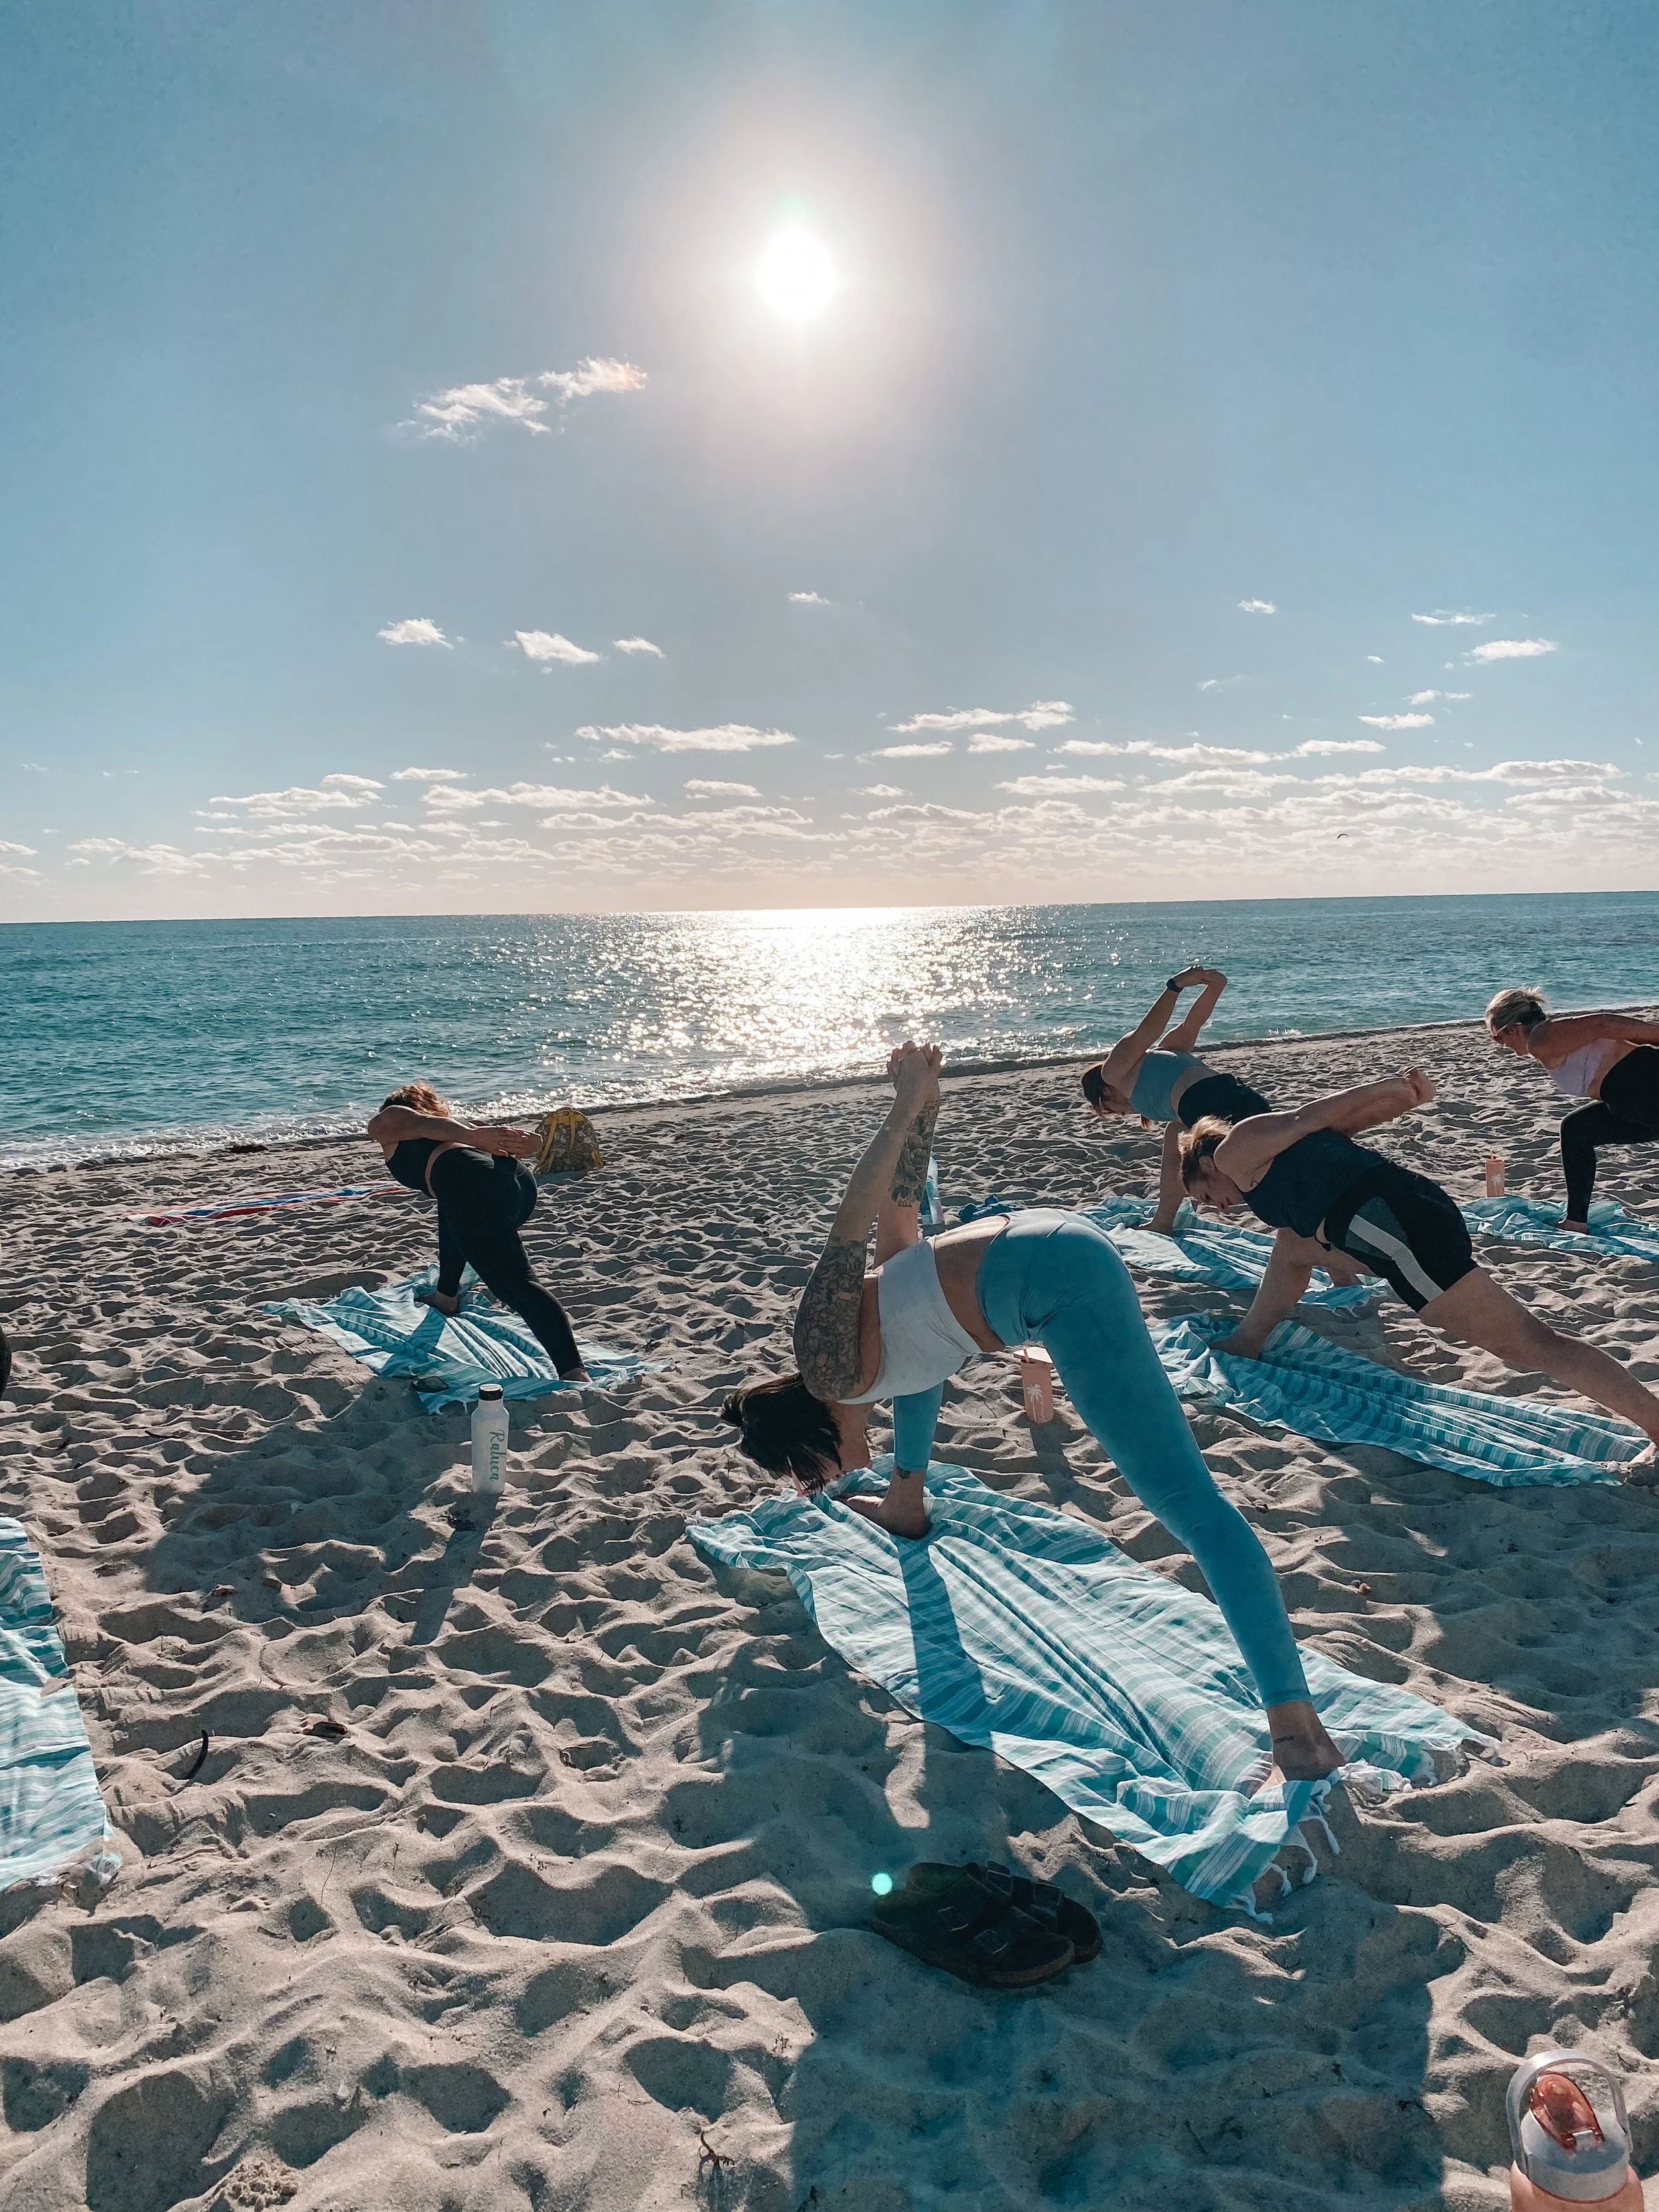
[415,1288,461,1317]
[558,1366,591,1385]
[846,1495,930,1540]
[1562,1219,1591,1235]
[1620,1445,1659,1485]
[1256,1700,1344,1790]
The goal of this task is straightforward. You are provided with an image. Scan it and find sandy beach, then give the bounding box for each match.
[5,1019,1659,2211]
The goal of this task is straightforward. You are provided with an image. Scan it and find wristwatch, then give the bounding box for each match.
[1165,975,1185,992]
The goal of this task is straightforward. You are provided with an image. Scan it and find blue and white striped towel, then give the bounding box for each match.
[1078,1197,1379,1308]
[1,1519,114,1891]
[1463,1195,1659,1264]
[264,1270,658,1411]
[1153,1313,1646,1486]
[691,1461,1488,1914]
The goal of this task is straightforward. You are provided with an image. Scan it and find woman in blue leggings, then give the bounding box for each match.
[723,1044,1341,1783]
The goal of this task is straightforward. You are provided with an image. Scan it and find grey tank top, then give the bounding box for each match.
[1129,1050,1204,1122]
[1246,1130,1375,1239]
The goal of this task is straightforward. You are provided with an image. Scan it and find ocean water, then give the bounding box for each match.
[4,893,1655,1171]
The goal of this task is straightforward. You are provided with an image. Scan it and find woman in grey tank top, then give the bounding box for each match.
[1080,968,1269,1231]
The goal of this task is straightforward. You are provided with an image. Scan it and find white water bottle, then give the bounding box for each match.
[470,1384,508,1497]
[1507,2050,1642,2209]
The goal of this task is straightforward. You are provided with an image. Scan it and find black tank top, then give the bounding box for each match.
[386,1138,442,1193]
[1246,1130,1374,1238]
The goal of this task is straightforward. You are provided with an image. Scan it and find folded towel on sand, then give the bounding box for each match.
[1463,1193,1659,1264]
[132,1181,408,1226]
[1078,1197,1379,1308]
[1152,1313,1646,1487]
[1,1520,115,1891]
[263,1270,656,1410]
[691,1462,1488,1914]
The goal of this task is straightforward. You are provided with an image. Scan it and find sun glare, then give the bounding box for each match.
[756,225,836,322]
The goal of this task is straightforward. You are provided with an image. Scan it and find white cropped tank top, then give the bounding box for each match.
[841,1239,982,1404]
[1551,1041,1616,1098]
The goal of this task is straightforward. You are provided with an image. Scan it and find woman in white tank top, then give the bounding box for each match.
[723,1041,1348,1789]
[1486,988,1659,1227]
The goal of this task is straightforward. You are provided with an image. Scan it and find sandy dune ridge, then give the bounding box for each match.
[4,1022,1659,2210]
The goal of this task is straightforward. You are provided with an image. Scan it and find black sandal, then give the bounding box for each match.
[871,1866,1074,1988]
[902,1859,1102,1965]
[970,1860,1101,1963]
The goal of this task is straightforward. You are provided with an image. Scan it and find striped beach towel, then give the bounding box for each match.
[263,1270,658,1410]
[1,1520,115,1891]
[1463,1194,1659,1265]
[1078,1197,1378,1309]
[691,1463,1488,1914]
[1153,1314,1646,1486]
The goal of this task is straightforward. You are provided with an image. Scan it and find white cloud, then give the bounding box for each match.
[870,741,954,759]
[1238,599,1276,614]
[0,839,36,856]
[1407,691,1442,705]
[1147,769,1297,796]
[1349,758,1617,788]
[788,591,830,605]
[685,779,759,798]
[542,359,648,402]
[514,630,601,665]
[997,773,1123,796]
[576,722,796,753]
[377,617,451,648]
[65,838,208,875]
[403,358,647,441]
[1052,738,1272,766]
[968,734,1035,754]
[1366,655,1384,664]
[892,700,1074,734]
[1293,739,1384,757]
[1146,743,1272,767]
[855,783,906,797]
[202,774,384,819]
[392,765,468,782]
[423,781,646,815]
[1467,638,1557,663]
[1411,610,1492,627]
[1359,713,1435,729]
[612,636,664,657]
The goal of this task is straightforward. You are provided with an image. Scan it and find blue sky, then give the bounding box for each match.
[4,1,1658,920]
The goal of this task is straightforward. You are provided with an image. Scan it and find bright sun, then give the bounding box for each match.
[755,226,836,322]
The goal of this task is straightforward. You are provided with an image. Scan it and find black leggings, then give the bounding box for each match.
[431,1149,583,1375]
[1560,1047,1659,1220]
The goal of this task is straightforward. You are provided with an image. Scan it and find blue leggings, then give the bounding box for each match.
[893,1211,1307,1711]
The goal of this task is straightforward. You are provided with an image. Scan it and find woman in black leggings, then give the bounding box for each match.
[1485,990,1659,1228]
[366,1084,588,1382]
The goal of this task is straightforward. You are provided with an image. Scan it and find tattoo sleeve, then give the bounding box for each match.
[889,1102,938,1205]
[794,1236,870,1401]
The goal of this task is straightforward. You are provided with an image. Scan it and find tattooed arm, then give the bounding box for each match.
[794,1045,944,1400]
[873,1095,940,1266]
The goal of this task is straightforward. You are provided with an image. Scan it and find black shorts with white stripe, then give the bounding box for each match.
[1321,1163,1477,1313]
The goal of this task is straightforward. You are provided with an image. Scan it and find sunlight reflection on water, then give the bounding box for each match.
[7,893,1659,1166]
